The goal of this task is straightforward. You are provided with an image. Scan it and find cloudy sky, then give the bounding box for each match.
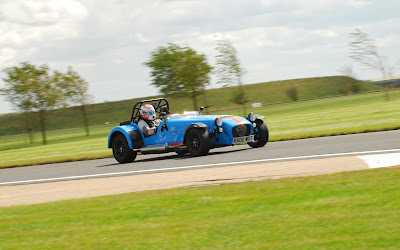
[1,0,399,114]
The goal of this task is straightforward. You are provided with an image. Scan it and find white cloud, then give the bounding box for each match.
[0,0,399,114]
[0,0,87,43]
[347,0,372,7]
[312,30,339,38]
[0,0,87,25]
[0,30,22,45]
[0,48,17,65]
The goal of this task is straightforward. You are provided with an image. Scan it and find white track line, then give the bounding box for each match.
[1,148,400,186]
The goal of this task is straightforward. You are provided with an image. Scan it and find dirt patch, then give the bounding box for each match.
[0,156,368,207]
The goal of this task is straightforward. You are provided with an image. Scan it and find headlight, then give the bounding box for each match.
[215,117,223,127]
[248,112,256,122]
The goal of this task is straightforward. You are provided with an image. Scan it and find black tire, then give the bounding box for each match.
[112,134,137,163]
[248,120,269,148]
[185,129,211,156]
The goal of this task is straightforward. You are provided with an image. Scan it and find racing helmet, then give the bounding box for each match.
[140,104,156,120]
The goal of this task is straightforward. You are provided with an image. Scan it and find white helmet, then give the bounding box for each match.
[140,104,156,120]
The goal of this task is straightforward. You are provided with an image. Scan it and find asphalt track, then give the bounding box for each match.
[1,130,399,186]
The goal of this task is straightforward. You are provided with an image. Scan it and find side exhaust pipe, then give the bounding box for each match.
[139,143,168,154]
[138,143,187,155]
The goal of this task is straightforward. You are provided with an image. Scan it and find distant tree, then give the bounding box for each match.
[62,67,92,136]
[2,62,67,145]
[349,29,392,100]
[144,43,212,111]
[1,66,35,143]
[214,39,247,116]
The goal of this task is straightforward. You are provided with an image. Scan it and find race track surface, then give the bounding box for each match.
[1,130,399,206]
[1,130,399,185]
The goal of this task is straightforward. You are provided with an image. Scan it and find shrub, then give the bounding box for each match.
[286,87,299,101]
[232,91,247,104]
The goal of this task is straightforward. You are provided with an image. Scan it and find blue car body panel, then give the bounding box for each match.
[108,123,139,149]
[108,114,254,150]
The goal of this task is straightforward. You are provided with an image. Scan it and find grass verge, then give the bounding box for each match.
[1,167,399,248]
[219,90,400,141]
[1,91,399,169]
[0,76,379,136]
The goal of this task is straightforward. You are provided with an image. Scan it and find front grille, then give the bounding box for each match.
[232,125,251,137]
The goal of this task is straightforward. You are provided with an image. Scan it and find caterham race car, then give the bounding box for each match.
[108,98,269,163]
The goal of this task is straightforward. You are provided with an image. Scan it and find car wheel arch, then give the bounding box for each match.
[183,123,208,144]
[109,130,133,149]
[128,130,144,149]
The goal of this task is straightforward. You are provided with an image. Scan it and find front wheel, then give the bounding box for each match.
[186,129,211,156]
[112,134,137,163]
[248,120,269,148]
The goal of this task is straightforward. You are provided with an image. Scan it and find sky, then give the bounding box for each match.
[1,0,399,114]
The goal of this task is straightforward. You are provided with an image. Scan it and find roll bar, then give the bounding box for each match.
[131,98,169,123]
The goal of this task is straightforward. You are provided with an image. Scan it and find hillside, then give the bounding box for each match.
[0,76,380,136]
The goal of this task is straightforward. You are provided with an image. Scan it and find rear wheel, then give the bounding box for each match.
[112,134,137,163]
[248,120,269,148]
[186,129,211,156]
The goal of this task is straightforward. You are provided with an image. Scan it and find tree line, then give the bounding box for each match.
[1,63,91,145]
[1,38,245,145]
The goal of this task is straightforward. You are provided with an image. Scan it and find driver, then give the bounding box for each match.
[138,104,161,136]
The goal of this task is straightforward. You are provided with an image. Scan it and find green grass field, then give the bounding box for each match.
[1,167,399,248]
[218,90,400,141]
[0,76,379,136]
[0,91,399,168]
[0,125,114,168]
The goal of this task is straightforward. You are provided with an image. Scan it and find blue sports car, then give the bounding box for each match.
[108,98,269,163]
